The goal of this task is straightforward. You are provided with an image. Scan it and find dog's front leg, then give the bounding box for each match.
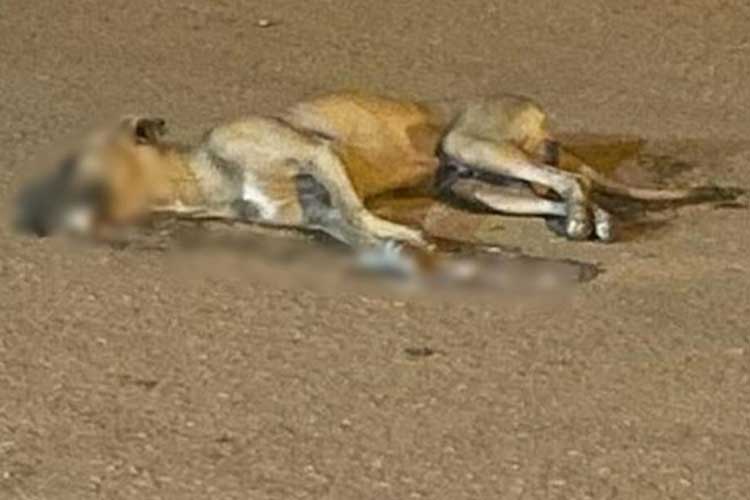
[304,145,428,248]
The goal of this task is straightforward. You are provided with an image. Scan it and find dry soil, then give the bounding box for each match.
[1,1,749,499]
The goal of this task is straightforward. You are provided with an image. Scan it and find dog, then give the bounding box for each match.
[16,91,737,249]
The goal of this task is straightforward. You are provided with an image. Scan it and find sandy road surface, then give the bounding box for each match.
[1,1,749,498]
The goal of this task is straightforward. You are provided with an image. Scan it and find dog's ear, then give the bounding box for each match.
[134,117,167,144]
[122,116,167,144]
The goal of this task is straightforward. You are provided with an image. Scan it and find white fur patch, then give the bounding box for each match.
[242,176,279,220]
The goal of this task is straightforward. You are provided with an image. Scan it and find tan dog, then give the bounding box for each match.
[16,91,736,247]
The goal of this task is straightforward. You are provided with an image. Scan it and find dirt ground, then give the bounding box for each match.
[2,1,750,499]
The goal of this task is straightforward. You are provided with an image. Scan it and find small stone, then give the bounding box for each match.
[257,19,275,28]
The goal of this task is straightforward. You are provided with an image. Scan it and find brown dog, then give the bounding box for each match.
[16,91,736,247]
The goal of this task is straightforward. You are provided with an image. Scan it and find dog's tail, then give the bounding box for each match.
[579,163,743,202]
[556,146,744,202]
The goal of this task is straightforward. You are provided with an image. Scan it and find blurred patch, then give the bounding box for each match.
[105,211,599,300]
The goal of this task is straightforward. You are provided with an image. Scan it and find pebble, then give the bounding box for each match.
[257,19,275,28]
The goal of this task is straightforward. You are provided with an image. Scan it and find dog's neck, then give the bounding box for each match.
[142,143,208,209]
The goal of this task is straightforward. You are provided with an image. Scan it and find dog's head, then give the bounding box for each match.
[15,116,169,237]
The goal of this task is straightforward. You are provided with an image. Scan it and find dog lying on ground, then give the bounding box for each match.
[16,91,738,252]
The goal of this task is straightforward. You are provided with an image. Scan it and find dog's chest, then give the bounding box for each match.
[191,147,301,224]
[232,170,303,225]
[237,173,280,219]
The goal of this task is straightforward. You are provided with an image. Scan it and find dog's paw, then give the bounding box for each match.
[565,202,593,241]
[593,206,614,242]
[547,203,613,242]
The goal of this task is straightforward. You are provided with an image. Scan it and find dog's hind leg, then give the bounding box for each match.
[441,132,606,240]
